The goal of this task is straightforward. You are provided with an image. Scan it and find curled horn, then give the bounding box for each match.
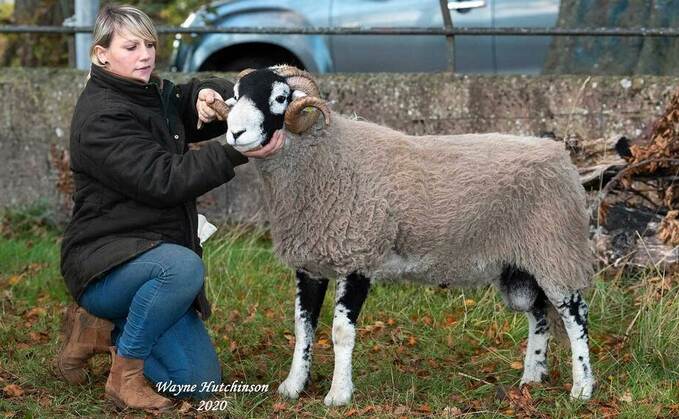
[237,68,255,80]
[272,65,330,133]
[284,96,331,134]
[207,98,230,121]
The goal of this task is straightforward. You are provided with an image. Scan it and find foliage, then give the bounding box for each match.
[0,1,211,68]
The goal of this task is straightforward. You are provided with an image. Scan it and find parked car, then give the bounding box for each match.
[170,0,560,74]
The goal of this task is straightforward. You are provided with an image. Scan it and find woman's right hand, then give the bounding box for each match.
[243,130,286,159]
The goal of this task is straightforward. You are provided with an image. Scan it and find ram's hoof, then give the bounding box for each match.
[520,366,547,385]
[569,379,594,400]
[323,384,353,406]
[278,378,305,399]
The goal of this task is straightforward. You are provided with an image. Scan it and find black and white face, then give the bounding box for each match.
[225,70,302,152]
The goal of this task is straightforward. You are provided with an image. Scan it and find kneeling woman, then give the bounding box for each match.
[56,5,283,412]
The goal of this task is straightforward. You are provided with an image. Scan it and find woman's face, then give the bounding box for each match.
[96,28,155,83]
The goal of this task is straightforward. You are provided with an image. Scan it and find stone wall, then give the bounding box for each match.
[0,68,676,224]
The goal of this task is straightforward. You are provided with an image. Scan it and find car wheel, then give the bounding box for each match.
[220,55,305,72]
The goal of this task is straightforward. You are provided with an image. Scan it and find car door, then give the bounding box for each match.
[329,0,494,73]
[448,0,494,73]
[492,0,560,74]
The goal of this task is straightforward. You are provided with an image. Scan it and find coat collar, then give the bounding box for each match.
[89,64,164,107]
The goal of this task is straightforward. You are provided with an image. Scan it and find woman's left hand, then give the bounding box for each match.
[196,88,224,129]
[243,130,286,158]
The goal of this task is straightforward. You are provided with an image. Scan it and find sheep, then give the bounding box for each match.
[209,65,595,405]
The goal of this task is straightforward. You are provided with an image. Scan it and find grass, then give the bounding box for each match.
[0,209,678,418]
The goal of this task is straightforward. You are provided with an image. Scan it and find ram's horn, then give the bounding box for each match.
[272,65,320,97]
[208,98,231,121]
[284,96,331,134]
[237,68,256,80]
[271,64,314,80]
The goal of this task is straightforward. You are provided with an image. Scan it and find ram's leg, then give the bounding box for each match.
[520,293,550,384]
[278,270,329,399]
[324,273,371,406]
[551,291,594,399]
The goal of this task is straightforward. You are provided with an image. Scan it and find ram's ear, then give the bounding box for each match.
[226,97,237,107]
[292,90,307,100]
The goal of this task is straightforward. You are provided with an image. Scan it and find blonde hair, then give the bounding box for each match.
[90,4,158,67]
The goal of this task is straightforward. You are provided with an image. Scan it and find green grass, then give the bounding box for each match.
[0,212,677,418]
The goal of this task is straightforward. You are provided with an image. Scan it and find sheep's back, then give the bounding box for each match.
[332,117,591,291]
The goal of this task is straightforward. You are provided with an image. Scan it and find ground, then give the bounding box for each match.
[0,208,677,418]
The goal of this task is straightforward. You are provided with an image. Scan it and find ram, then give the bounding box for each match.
[210,65,595,405]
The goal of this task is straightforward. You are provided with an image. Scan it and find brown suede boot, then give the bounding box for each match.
[55,304,114,385]
[105,347,174,412]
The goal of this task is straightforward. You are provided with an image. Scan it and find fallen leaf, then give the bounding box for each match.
[393,405,408,415]
[24,307,46,320]
[3,384,23,397]
[510,361,523,370]
[178,401,192,414]
[619,391,633,403]
[273,402,287,412]
[360,406,376,415]
[464,299,476,307]
[7,275,23,286]
[442,406,463,417]
[416,404,431,414]
[407,336,417,347]
[445,315,457,326]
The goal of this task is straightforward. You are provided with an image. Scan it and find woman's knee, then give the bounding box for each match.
[155,244,205,292]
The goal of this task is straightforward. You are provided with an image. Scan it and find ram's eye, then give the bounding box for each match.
[275,95,286,104]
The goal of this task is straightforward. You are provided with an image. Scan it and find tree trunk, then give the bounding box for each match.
[544,0,679,75]
[0,0,73,67]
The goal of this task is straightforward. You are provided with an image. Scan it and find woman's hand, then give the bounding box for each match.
[243,130,286,158]
[196,88,224,129]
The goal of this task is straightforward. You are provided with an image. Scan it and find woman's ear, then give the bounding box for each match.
[93,45,108,65]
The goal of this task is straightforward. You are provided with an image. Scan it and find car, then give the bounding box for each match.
[169,0,560,74]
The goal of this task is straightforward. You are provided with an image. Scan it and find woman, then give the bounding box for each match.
[55,4,283,412]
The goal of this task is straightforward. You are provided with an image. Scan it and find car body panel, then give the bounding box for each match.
[171,0,560,74]
[174,0,332,73]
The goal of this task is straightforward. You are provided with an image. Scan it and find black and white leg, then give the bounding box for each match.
[520,294,550,385]
[552,291,594,399]
[278,270,329,399]
[324,272,371,406]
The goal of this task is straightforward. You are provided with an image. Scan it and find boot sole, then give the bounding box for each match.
[105,393,173,413]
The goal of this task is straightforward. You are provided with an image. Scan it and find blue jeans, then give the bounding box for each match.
[80,243,221,400]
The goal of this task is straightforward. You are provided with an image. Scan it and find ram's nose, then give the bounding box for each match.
[232,129,246,140]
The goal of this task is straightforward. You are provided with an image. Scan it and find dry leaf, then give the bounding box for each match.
[510,361,523,370]
[3,384,24,397]
[393,405,408,415]
[345,408,359,417]
[407,336,417,347]
[178,401,192,414]
[619,391,633,403]
[24,307,46,319]
[442,406,463,417]
[7,275,23,286]
[273,402,287,412]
